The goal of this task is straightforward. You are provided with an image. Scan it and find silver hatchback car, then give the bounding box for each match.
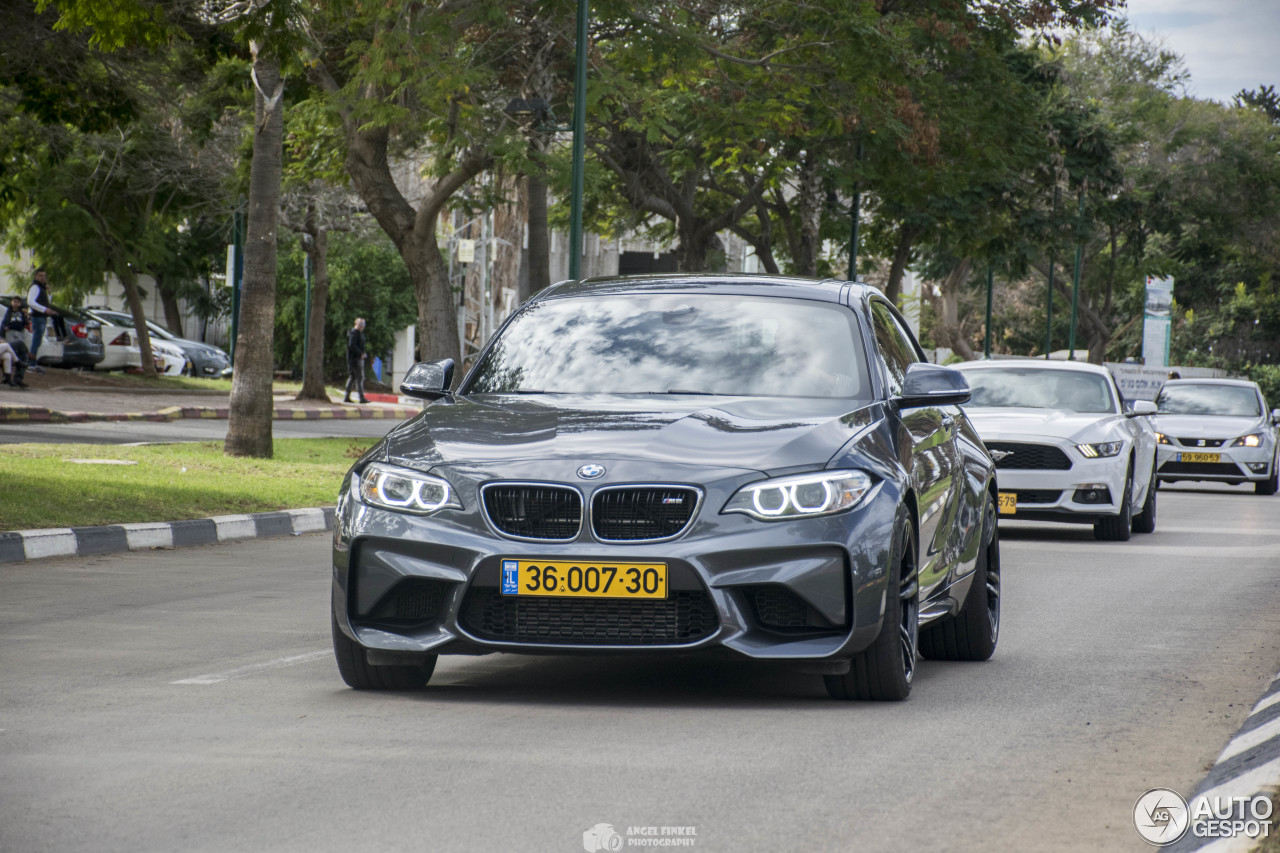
[1150,379,1280,495]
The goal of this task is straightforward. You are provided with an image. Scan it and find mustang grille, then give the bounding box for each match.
[985,441,1072,470]
[591,487,698,541]
[460,588,718,645]
[483,485,581,540]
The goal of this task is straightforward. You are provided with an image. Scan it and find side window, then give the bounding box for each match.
[869,300,919,397]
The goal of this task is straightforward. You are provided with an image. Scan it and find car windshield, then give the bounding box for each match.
[1156,384,1261,417]
[961,366,1117,413]
[97,312,173,338]
[464,293,871,398]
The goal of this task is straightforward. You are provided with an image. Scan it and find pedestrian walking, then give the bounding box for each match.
[25,268,58,373]
[344,317,370,404]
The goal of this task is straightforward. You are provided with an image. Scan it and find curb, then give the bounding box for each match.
[0,404,420,423]
[0,507,336,564]
[1166,670,1280,852]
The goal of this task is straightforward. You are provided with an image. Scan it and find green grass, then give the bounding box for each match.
[0,438,374,530]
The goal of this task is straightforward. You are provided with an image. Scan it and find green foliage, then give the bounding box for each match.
[1246,364,1280,409]
[274,228,416,379]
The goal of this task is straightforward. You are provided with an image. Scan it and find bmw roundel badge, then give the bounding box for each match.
[577,464,606,480]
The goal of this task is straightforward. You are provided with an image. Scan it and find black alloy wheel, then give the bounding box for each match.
[919,492,1000,661]
[1094,462,1133,541]
[1132,464,1158,533]
[825,516,918,701]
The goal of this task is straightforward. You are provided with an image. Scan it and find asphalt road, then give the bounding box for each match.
[2,483,1278,852]
[0,417,404,444]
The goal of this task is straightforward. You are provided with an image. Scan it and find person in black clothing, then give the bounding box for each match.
[2,296,30,387]
[344,317,369,403]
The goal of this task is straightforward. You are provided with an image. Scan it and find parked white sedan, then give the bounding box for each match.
[955,360,1158,540]
[80,308,188,375]
[1150,379,1280,495]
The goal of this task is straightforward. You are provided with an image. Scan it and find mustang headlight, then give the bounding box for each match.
[357,462,460,514]
[1231,433,1263,448]
[1076,440,1123,458]
[723,470,872,521]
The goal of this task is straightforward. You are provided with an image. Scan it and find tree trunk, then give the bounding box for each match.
[296,220,330,401]
[226,49,283,459]
[156,274,184,337]
[676,227,725,273]
[791,154,822,277]
[118,266,157,379]
[884,224,918,306]
[525,172,550,299]
[927,259,977,361]
[493,172,524,316]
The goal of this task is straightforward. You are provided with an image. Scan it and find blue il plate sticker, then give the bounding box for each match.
[501,560,519,594]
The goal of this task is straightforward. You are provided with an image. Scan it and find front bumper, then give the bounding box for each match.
[331,471,904,664]
[1156,443,1274,483]
[992,443,1129,522]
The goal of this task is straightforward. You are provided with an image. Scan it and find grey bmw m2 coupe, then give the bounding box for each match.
[331,275,1000,700]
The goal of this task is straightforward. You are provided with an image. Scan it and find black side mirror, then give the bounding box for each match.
[399,359,455,401]
[895,362,971,408]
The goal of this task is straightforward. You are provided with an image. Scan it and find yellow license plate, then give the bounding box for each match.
[997,492,1017,515]
[500,559,668,599]
[1178,452,1220,463]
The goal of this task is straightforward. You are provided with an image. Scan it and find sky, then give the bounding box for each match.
[1122,0,1280,103]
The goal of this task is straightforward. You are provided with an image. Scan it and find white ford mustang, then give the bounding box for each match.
[954,360,1158,540]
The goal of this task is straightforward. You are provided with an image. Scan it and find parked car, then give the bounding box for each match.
[1,297,105,369]
[1150,378,1280,495]
[331,275,1001,701]
[83,307,230,378]
[77,307,189,375]
[955,359,1159,541]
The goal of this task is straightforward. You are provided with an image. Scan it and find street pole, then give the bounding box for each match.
[848,137,864,282]
[303,251,312,377]
[1068,189,1084,360]
[984,268,994,358]
[568,0,589,281]
[230,199,244,365]
[1044,185,1059,360]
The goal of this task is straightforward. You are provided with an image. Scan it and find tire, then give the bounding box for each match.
[1255,458,1278,496]
[1094,463,1133,541]
[919,493,1000,662]
[825,516,918,701]
[331,611,436,690]
[1131,464,1158,533]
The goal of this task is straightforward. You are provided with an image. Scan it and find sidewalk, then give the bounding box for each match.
[0,375,421,423]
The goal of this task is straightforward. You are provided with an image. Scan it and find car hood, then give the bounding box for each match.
[962,407,1126,443]
[382,394,878,475]
[1148,414,1265,439]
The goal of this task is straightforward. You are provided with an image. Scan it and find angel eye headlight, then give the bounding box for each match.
[724,470,872,521]
[1076,440,1123,458]
[358,463,461,514]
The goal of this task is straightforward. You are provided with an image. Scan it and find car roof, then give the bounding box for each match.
[539,273,854,303]
[953,358,1113,377]
[1160,378,1259,389]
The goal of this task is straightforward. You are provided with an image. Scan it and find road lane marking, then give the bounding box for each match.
[172,650,330,684]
